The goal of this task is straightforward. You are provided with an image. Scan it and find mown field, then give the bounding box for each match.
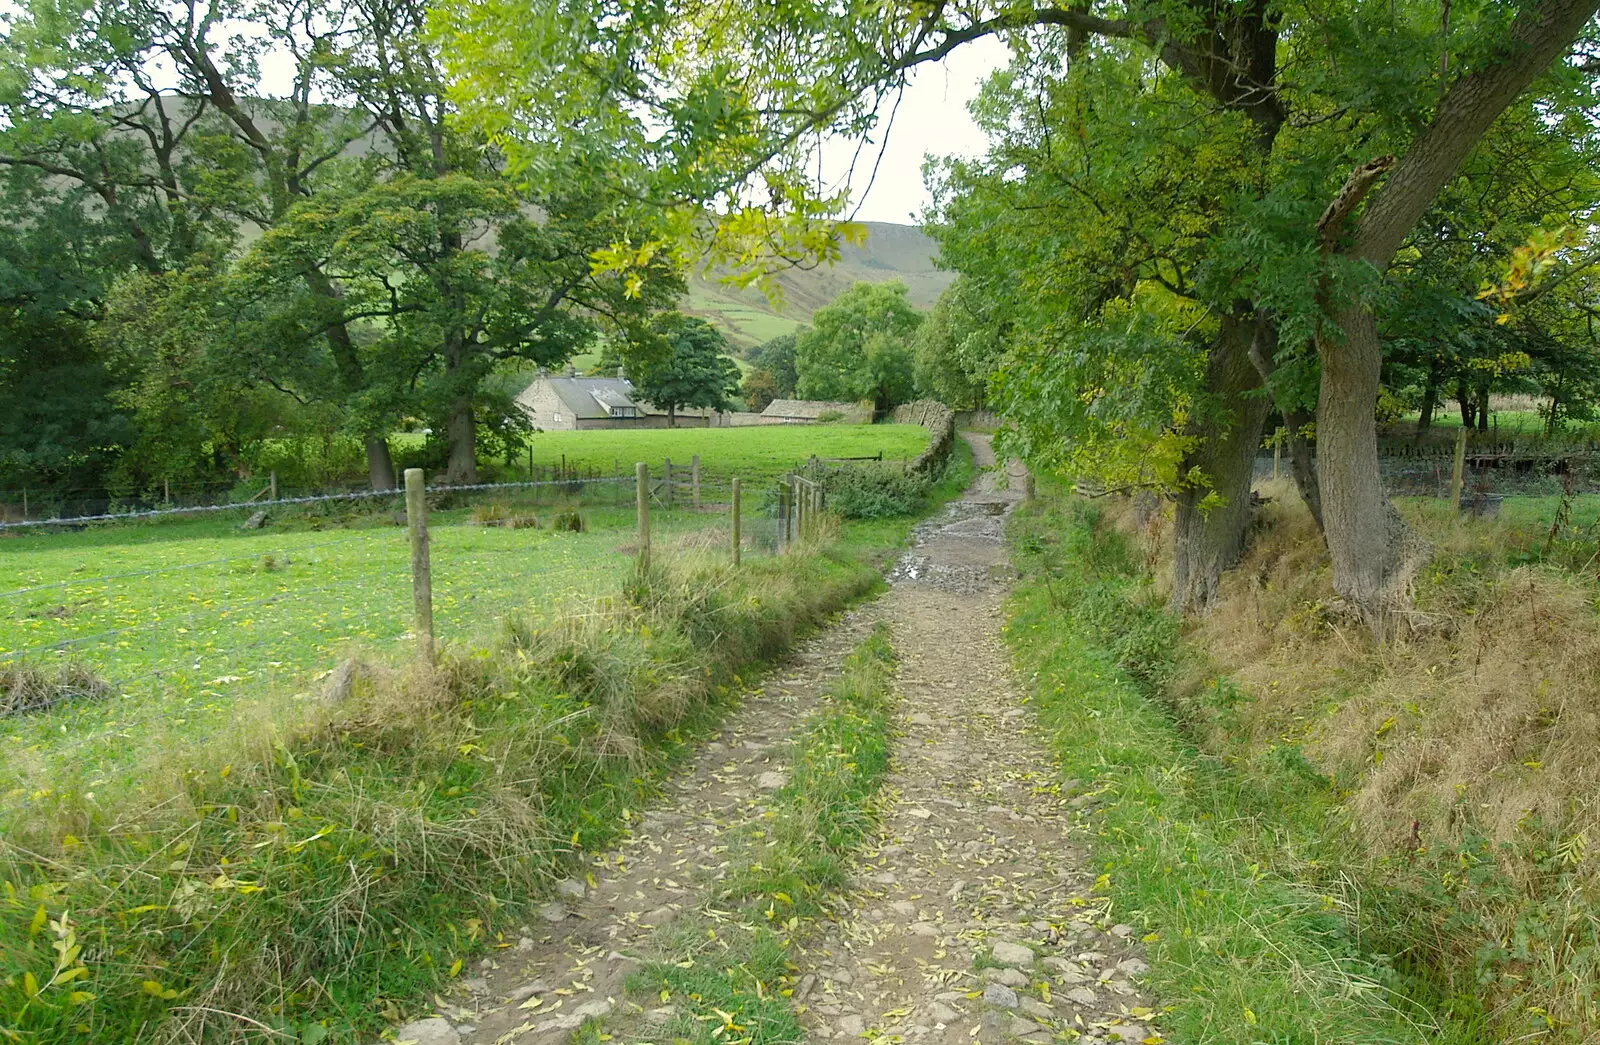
[515,424,931,480]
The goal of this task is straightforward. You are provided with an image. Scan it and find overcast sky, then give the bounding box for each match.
[819,38,1010,226]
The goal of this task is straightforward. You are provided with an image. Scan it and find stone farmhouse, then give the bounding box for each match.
[514,365,715,430]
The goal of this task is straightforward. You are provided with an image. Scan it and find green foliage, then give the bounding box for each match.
[820,465,932,520]
[629,314,742,424]
[740,368,781,413]
[912,276,1006,410]
[0,310,132,494]
[747,333,799,396]
[795,281,922,412]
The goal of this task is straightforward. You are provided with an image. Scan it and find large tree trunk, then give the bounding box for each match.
[1281,405,1324,533]
[1246,314,1324,533]
[303,269,398,490]
[441,330,478,484]
[1315,0,1599,628]
[446,399,477,484]
[1317,308,1430,632]
[1170,314,1273,614]
[365,436,397,490]
[1456,381,1476,429]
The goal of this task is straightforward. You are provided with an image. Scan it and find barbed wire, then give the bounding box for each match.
[0,475,633,531]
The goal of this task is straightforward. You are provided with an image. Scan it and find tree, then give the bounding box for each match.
[747,333,799,397]
[1314,0,1600,627]
[741,369,782,413]
[796,281,922,413]
[913,276,1007,409]
[632,315,742,426]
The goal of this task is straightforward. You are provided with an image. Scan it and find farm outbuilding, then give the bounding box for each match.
[515,365,716,430]
[758,399,873,424]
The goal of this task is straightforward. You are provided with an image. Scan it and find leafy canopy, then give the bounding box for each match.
[795,281,922,412]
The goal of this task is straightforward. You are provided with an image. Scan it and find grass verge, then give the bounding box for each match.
[0,538,904,1044]
[605,624,898,1045]
[1004,495,1476,1045]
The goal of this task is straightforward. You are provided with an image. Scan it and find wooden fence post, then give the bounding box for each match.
[778,478,791,552]
[691,454,701,509]
[1449,427,1468,511]
[405,468,434,665]
[664,458,674,509]
[636,461,651,571]
[1272,429,1282,482]
[270,470,278,502]
[731,477,741,566]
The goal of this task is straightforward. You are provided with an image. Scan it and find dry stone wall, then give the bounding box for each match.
[892,399,956,476]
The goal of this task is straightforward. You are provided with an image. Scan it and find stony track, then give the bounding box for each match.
[392,434,1160,1045]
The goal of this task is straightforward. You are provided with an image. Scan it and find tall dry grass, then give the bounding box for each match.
[1114,480,1600,1040]
[0,546,881,1044]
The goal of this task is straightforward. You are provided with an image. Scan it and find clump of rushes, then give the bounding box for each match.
[0,661,114,717]
[1005,495,1475,1045]
[618,625,898,1045]
[0,548,881,1045]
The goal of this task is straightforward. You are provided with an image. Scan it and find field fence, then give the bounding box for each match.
[0,474,641,531]
[0,460,842,799]
[1253,450,1600,510]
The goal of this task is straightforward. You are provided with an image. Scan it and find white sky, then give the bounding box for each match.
[819,38,1010,225]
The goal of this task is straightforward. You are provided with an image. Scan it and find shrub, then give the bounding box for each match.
[821,466,931,519]
[471,502,510,525]
[550,509,585,532]
[814,409,845,424]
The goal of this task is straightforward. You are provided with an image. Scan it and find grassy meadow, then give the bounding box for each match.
[511,423,930,483]
[1,503,651,805]
[1,424,930,810]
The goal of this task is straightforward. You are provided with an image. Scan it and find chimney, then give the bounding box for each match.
[535,364,548,377]
[617,365,627,381]
[565,362,577,377]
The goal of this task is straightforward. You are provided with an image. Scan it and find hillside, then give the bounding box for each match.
[682,221,955,349]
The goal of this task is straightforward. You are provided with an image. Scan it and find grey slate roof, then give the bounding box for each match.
[517,375,716,419]
[546,377,639,419]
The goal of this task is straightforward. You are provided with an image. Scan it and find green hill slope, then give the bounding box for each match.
[683,221,954,350]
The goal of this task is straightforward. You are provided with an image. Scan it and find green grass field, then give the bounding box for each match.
[520,424,929,482]
[0,498,733,802]
[0,424,930,807]
[681,284,804,349]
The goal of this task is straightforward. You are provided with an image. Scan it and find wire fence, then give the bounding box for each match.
[0,463,819,803]
[1254,450,1600,510]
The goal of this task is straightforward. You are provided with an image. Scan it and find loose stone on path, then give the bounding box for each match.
[788,434,1160,1045]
